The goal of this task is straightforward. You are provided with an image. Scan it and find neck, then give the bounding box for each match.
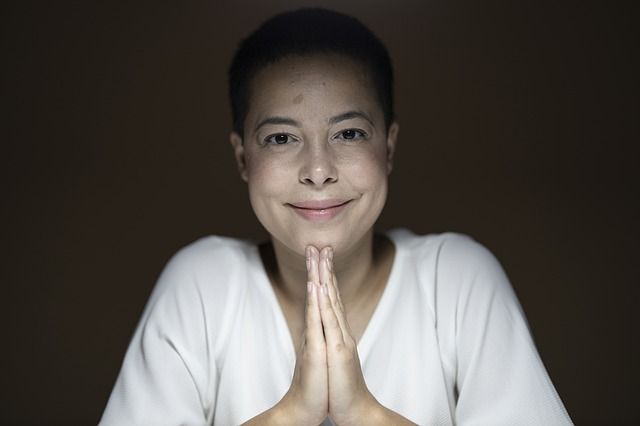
[261,231,385,309]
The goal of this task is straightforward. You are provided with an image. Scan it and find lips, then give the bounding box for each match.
[289,199,350,209]
[287,199,352,222]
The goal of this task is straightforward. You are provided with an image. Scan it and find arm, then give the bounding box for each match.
[369,404,418,426]
[239,402,298,426]
[437,235,573,425]
[100,250,214,425]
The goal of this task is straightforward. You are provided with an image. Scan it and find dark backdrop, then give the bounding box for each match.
[3,1,638,424]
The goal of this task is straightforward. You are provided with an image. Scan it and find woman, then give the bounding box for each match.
[101,8,573,425]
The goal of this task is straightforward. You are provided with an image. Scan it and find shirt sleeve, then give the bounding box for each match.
[100,247,216,426]
[436,234,573,425]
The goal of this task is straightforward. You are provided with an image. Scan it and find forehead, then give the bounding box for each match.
[256,53,371,83]
[246,54,381,125]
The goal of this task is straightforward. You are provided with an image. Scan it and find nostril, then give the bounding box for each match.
[299,157,338,185]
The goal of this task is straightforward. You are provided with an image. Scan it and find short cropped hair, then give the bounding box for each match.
[228,8,394,137]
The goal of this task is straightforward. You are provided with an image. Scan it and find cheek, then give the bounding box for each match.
[245,154,290,206]
[340,146,388,193]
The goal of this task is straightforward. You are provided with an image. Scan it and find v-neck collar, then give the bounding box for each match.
[249,229,405,366]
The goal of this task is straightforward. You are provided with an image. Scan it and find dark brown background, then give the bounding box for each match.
[3,0,638,424]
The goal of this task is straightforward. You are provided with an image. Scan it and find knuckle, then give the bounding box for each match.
[335,340,357,357]
[333,342,349,355]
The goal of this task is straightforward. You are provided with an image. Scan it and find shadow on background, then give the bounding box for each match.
[3,0,638,424]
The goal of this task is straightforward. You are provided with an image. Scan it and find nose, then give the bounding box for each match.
[298,141,338,187]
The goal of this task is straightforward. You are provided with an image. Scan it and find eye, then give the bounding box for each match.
[335,129,367,141]
[264,133,295,145]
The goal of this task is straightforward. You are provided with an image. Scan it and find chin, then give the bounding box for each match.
[285,224,369,257]
[259,198,383,257]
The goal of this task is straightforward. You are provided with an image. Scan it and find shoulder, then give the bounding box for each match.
[167,234,256,269]
[389,228,498,271]
[145,235,259,312]
[389,228,510,298]
[157,235,257,284]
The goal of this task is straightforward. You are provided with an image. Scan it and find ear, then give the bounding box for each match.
[385,121,399,175]
[229,131,249,182]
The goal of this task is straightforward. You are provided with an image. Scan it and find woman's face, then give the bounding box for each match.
[230,53,398,257]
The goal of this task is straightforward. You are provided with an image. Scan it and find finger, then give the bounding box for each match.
[304,247,324,352]
[332,270,354,337]
[319,247,335,302]
[332,271,346,315]
[318,248,345,348]
[327,249,345,310]
[323,248,351,338]
[304,281,325,352]
[325,248,343,311]
[307,245,320,286]
[303,246,311,318]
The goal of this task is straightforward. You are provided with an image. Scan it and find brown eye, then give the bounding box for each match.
[337,129,366,141]
[265,133,292,145]
[343,129,357,139]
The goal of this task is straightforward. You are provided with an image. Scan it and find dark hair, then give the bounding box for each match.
[228,8,394,137]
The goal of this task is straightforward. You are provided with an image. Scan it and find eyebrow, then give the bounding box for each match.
[254,116,300,132]
[254,110,375,132]
[329,111,375,127]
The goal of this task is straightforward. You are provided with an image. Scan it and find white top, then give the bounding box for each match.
[100,229,573,425]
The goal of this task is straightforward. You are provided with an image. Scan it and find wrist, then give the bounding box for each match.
[358,396,418,426]
[270,398,298,426]
[359,395,385,425]
[268,403,287,425]
[240,400,301,426]
[272,393,319,426]
[336,392,382,426]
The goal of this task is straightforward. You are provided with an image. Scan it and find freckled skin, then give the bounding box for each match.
[231,53,398,258]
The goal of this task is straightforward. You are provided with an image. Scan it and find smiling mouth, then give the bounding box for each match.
[287,199,352,222]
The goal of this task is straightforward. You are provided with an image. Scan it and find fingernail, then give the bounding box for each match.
[307,282,312,293]
[328,248,333,261]
[322,286,328,295]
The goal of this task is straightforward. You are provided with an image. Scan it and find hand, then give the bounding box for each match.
[316,247,377,425]
[245,246,414,426]
[278,246,328,425]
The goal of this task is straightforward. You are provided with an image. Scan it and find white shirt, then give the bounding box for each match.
[100,229,573,425]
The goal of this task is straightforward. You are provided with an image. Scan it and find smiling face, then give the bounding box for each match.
[230,53,399,257]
